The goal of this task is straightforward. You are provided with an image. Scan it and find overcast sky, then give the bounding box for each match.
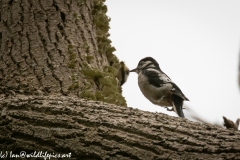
[105,0,240,126]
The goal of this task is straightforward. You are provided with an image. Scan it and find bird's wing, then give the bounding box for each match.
[171,83,189,101]
[143,69,189,101]
[142,69,172,87]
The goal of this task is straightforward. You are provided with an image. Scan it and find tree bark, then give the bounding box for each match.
[0,0,126,106]
[1,94,240,160]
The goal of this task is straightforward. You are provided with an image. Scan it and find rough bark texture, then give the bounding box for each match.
[0,0,126,106]
[1,94,240,160]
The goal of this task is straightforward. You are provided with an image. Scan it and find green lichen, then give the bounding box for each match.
[69,53,76,64]
[68,44,74,50]
[68,83,80,90]
[106,46,116,55]
[86,56,94,63]
[95,86,126,106]
[95,13,109,33]
[75,0,127,106]
[68,59,76,69]
[67,44,77,69]
[77,0,86,6]
[68,74,80,91]
[80,90,96,100]
[102,85,115,95]
[73,12,78,18]
[80,66,127,106]
[67,44,79,90]
[69,50,74,56]
[107,53,119,67]
[73,12,82,19]
[82,61,89,68]
[99,76,118,89]
[110,76,118,87]
[71,74,76,81]
[95,91,104,100]
[81,68,103,78]
[93,0,116,62]
[103,66,117,75]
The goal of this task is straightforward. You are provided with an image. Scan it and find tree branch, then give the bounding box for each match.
[1,94,240,159]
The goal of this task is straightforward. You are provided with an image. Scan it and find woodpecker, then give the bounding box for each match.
[130,57,189,118]
[116,61,129,86]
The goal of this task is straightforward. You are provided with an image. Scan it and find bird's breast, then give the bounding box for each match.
[138,73,172,106]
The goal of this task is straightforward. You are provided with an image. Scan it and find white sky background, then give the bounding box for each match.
[105,0,240,125]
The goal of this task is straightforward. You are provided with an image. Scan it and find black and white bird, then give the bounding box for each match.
[130,57,189,118]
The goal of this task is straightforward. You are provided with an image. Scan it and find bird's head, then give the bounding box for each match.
[116,61,130,86]
[130,57,160,74]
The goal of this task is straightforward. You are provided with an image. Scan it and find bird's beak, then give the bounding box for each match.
[129,68,137,72]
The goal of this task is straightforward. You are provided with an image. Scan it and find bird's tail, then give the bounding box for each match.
[172,94,185,118]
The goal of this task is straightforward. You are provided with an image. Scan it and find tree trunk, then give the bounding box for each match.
[1,0,240,160]
[1,95,240,160]
[0,0,126,106]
